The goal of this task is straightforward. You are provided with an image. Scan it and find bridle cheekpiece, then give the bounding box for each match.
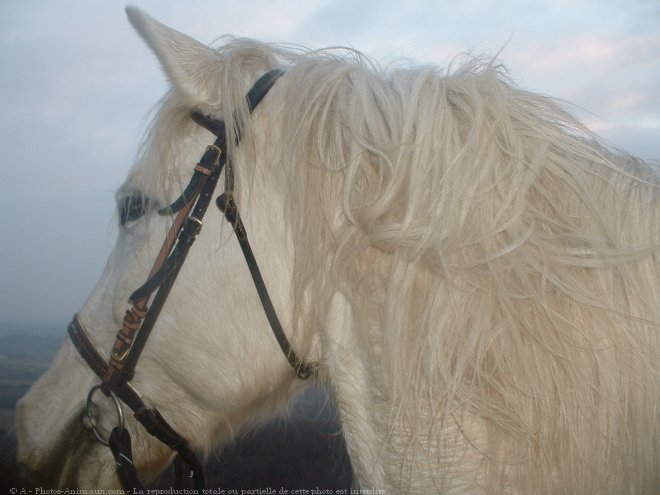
[67,69,315,491]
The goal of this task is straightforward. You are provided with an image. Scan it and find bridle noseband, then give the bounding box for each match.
[67,69,316,490]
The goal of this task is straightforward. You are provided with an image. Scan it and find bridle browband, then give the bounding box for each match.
[67,69,315,490]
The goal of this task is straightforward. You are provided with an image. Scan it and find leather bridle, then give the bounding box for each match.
[67,70,315,490]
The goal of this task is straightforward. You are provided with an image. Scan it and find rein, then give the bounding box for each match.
[67,69,315,490]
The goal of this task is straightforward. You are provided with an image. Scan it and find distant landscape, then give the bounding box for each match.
[0,322,62,432]
[0,321,352,491]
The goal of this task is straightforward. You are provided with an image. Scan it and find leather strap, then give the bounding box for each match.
[113,70,288,388]
[216,193,316,379]
[109,427,144,490]
[195,69,317,378]
[67,69,313,491]
[103,142,224,391]
[69,316,206,490]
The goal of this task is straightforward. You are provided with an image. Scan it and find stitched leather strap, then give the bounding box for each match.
[68,316,206,490]
[67,69,308,492]
[114,151,224,389]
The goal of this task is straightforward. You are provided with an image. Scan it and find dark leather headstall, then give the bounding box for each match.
[67,69,316,491]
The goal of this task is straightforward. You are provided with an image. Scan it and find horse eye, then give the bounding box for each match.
[118,195,150,225]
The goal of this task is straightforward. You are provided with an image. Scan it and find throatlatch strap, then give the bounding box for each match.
[195,69,316,378]
[216,193,316,379]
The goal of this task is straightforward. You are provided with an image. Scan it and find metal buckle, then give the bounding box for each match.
[206,144,222,167]
[186,215,203,235]
[111,347,130,362]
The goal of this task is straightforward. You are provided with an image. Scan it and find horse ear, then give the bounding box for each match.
[125,6,220,105]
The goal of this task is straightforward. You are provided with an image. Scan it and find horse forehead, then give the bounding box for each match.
[121,131,208,200]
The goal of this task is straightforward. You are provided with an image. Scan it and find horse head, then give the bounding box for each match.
[16,7,660,494]
[17,8,317,487]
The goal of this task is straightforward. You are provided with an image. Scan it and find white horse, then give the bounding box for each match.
[16,7,659,494]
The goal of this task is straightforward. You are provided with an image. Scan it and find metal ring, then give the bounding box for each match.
[86,385,124,446]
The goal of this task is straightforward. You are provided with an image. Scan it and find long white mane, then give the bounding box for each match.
[128,37,660,492]
[283,52,660,492]
[15,15,657,490]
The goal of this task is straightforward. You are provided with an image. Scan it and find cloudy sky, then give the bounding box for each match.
[1,0,658,329]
